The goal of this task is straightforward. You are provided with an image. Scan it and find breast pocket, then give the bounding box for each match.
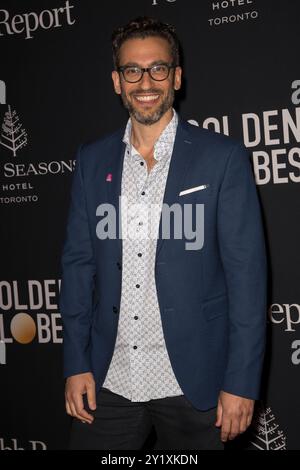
[178,184,212,203]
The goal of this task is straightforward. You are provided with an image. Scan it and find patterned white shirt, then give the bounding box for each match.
[102,110,184,401]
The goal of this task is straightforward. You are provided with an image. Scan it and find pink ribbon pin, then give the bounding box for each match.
[106,173,112,182]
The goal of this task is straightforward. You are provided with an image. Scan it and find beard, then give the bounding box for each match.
[120,84,175,126]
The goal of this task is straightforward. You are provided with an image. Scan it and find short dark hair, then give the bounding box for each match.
[112,16,180,69]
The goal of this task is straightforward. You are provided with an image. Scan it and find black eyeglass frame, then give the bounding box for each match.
[117,63,178,83]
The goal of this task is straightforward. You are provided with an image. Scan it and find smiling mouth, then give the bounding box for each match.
[134,94,160,103]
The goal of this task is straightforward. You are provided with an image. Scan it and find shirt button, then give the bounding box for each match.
[140,161,144,166]
[134,316,139,320]
[141,191,145,196]
[137,253,142,257]
[133,345,138,350]
[136,284,140,288]
[138,221,143,226]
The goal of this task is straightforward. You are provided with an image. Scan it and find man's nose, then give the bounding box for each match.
[139,70,154,88]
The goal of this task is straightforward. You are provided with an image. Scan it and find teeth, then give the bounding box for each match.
[135,95,159,102]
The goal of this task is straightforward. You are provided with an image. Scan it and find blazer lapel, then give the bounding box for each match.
[105,130,126,256]
[156,119,195,257]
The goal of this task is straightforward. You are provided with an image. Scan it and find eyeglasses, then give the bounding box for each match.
[117,63,177,83]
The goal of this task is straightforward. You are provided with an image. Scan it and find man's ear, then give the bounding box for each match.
[174,66,182,91]
[112,70,121,95]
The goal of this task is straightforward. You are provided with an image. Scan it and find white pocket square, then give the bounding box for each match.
[179,184,210,196]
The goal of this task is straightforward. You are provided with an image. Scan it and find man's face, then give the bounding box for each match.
[112,36,182,125]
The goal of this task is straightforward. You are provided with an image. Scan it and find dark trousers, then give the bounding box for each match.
[69,387,223,450]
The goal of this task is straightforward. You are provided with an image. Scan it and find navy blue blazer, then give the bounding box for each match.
[59,118,267,410]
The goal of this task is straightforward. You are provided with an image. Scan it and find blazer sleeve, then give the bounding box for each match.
[59,144,96,378]
[217,142,267,399]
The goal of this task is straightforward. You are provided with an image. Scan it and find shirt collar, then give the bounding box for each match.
[122,108,178,161]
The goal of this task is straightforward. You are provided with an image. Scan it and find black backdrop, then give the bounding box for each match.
[0,0,299,450]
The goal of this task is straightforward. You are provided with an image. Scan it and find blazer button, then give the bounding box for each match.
[116,262,122,270]
[112,306,119,314]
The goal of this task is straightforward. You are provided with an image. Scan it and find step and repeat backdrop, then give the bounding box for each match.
[0,0,299,450]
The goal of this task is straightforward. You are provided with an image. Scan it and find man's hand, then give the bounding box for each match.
[215,390,254,442]
[65,372,96,424]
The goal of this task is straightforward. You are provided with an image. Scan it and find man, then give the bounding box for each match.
[60,17,267,450]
